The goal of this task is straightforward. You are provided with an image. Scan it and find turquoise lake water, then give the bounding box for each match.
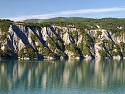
[0,59,125,94]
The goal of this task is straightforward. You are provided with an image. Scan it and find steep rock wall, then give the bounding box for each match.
[0,25,125,59]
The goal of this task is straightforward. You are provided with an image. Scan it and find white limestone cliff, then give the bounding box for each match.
[0,25,125,59]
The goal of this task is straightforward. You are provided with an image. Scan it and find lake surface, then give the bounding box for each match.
[0,59,125,94]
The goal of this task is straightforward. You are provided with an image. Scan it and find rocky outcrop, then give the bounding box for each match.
[0,25,125,60]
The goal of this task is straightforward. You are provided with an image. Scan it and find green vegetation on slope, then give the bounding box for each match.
[1,17,125,59]
[23,17,125,31]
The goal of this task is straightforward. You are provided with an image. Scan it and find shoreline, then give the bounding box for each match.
[0,56,124,61]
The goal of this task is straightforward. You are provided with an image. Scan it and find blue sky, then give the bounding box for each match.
[1,0,125,21]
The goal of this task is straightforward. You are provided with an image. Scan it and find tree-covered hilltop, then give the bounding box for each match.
[1,17,125,59]
[23,17,125,30]
[22,17,125,37]
[0,19,13,32]
[2,17,125,34]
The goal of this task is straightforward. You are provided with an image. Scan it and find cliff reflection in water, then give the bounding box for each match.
[0,59,125,93]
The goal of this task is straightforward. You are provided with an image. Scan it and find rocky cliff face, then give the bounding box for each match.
[0,25,125,60]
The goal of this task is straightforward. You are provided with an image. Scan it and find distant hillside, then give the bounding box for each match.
[23,17,95,23]
[23,19,45,23]
[23,17,125,31]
